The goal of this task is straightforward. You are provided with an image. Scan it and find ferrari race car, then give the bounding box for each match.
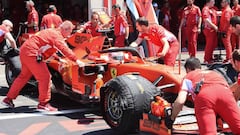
[2,32,182,133]
[50,33,182,133]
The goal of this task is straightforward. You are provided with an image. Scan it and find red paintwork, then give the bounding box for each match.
[47,32,182,98]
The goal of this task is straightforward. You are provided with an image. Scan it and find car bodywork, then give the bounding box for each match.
[47,33,182,102]
[39,33,181,133]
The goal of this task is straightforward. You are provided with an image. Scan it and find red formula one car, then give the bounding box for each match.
[5,32,181,133]
[3,32,235,134]
[46,33,182,134]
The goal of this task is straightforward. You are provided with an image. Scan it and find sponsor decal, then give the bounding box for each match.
[110,68,117,78]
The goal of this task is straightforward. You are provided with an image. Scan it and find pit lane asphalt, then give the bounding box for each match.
[0,51,213,135]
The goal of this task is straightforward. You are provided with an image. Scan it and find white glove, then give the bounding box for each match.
[76,59,85,67]
[130,42,138,47]
[59,58,67,64]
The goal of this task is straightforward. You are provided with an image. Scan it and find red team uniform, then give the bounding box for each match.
[139,25,179,66]
[231,4,240,50]
[202,6,218,63]
[80,21,102,37]
[182,5,202,57]
[27,7,39,33]
[111,14,129,47]
[182,69,240,134]
[219,5,233,61]
[41,12,63,29]
[6,29,78,105]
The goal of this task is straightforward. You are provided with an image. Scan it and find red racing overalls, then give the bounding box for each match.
[139,25,179,66]
[7,29,78,104]
[219,5,233,61]
[202,6,218,63]
[182,5,202,57]
[27,7,39,33]
[182,69,240,134]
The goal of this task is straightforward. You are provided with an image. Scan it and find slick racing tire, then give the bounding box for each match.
[101,75,158,134]
[5,56,21,86]
[5,55,37,90]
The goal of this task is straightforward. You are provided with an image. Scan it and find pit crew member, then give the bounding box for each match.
[25,0,39,33]
[77,12,102,37]
[202,0,218,64]
[130,17,179,67]
[2,21,85,111]
[108,4,129,47]
[166,57,240,134]
[40,5,63,29]
[219,0,233,62]
[231,0,240,50]
[0,19,17,49]
[179,0,202,57]
[229,16,240,100]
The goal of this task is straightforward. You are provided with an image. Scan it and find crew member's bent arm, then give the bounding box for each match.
[5,32,17,49]
[204,18,218,31]
[130,37,143,47]
[77,25,86,33]
[55,40,85,67]
[198,17,202,30]
[158,38,170,56]
[171,90,188,120]
[178,17,186,31]
[55,39,78,62]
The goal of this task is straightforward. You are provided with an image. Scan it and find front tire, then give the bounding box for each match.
[101,75,158,134]
[5,56,21,86]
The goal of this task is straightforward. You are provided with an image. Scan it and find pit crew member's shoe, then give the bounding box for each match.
[1,97,15,108]
[37,103,58,112]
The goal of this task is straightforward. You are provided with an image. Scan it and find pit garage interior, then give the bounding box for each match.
[0,0,230,49]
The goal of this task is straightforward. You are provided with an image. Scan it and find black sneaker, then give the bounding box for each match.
[1,97,15,108]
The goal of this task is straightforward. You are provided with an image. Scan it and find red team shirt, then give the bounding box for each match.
[202,6,217,29]
[182,69,229,99]
[139,25,177,52]
[219,5,233,33]
[27,7,39,33]
[183,5,202,30]
[0,25,8,43]
[111,14,128,36]
[232,4,240,16]
[41,13,63,29]
[81,21,102,37]
[20,29,78,62]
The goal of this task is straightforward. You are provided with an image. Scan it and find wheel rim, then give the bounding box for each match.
[106,90,123,122]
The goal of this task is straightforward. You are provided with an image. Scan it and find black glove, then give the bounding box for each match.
[13,48,20,54]
[124,38,129,46]
[164,116,174,129]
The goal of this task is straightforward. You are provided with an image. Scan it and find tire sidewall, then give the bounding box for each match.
[101,75,158,133]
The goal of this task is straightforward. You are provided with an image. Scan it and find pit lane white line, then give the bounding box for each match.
[0,108,98,120]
